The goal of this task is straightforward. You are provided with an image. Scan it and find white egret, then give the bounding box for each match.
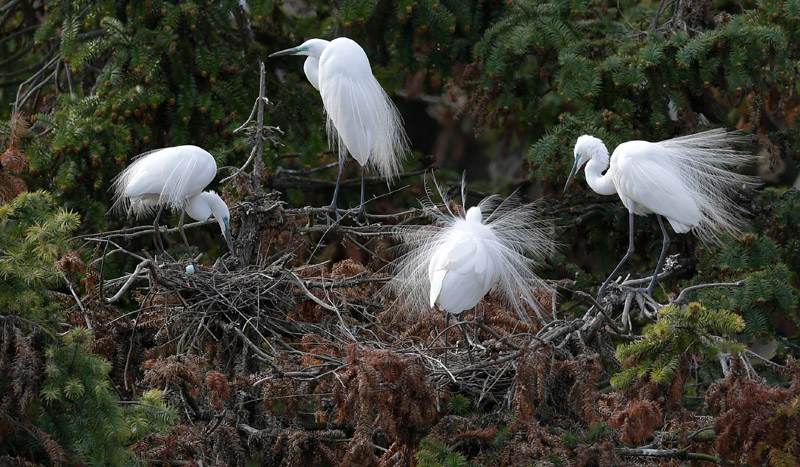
[111,145,234,255]
[387,178,557,360]
[269,37,410,219]
[564,129,759,299]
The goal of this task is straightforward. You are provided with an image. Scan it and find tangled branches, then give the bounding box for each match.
[60,189,792,466]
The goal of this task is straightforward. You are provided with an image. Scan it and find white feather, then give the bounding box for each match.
[573,129,760,244]
[303,37,410,180]
[110,145,217,218]
[385,178,558,321]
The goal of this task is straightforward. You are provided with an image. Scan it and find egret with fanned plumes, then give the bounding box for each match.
[387,178,557,361]
[564,129,759,299]
[111,145,234,255]
[269,37,410,220]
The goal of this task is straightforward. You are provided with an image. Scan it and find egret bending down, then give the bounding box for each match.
[111,145,234,255]
[564,129,759,299]
[387,180,556,361]
[269,37,410,219]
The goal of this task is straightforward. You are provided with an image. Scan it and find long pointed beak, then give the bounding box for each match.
[269,47,301,58]
[564,162,579,193]
[223,227,235,255]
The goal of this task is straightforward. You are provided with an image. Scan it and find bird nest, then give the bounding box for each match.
[79,192,622,464]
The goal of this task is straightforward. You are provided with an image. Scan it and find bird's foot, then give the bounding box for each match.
[596,282,662,322]
[618,285,651,296]
[353,205,369,226]
[317,204,342,225]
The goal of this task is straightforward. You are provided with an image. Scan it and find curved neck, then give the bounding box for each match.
[186,192,229,227]
[584,145,616,196]
[304,57,320,91]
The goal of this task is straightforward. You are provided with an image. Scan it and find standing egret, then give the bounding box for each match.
[564,129,759,299]
[111,145,235,255]
[386,179,557,361]
[269,37,410,219]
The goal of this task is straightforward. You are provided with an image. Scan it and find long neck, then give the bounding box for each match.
[186,192,229,226]
[207,194,230,235]
[304,57,320,91]
[584,144,617,196]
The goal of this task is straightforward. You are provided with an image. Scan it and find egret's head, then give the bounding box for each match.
[269,39,330,59]
[465,206,483,224]
[220,214,234,253]
[564,135,602,192]
[187,191,235,255]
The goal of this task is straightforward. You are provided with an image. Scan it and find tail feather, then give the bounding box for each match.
[384,174,558,322]
[321,71,409,181]
[657,129,760,243]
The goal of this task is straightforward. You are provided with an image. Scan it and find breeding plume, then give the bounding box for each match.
[269,37,410,218]
[387,179,557,359]
[564,129,759,298]
[111,145,234,254]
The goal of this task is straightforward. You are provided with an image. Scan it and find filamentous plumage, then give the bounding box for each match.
[269,37,410,216]
[385,178,557,321]
[566,128,760,298]
[570,129,760,244]
[111,145,217,218]
[110,145,234,254]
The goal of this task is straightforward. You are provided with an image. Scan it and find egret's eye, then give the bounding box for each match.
[298,45,309,52]
[223,217,230,227]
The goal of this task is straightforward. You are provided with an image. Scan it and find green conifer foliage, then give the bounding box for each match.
[0,190,177,464]
[692,188,800,343]
[10,0,267,229]
[37,328,178,465]
[611,302,745,389]
[39,327,143,465]
[0,190,80,321]
[468,2,800,187]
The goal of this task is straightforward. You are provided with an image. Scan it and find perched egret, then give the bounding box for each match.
[111,145,234,255]
[269,37,410,219]
[564,129,759,298]
[386,179,557,360]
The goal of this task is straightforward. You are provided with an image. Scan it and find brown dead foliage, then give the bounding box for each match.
[608,383,665,445]
[0,113,30,201]
[67,193,800,466]
[140,354,206,394]
[706,358,800,464]
[131,422,244,466]
[0,319,67,467]
[334,344,437,454]
[514,343,602,428]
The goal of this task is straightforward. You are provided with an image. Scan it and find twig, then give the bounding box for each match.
[104,259,157,303]
[673,280,746,306]
[290,272,357,342]
[224,60,274,189]
[64,277,92,330]
[616,447,722,463]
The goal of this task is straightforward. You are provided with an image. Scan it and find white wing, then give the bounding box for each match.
[428,232,497,314]
[611,142,701,232]
[318,38,409,180]
[610,131,759,241]
[111,145,217,218]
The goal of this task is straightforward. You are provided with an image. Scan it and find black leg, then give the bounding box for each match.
[355,166,367,224]
[152,204,166,253]
[474,303,485,344]
[647,215,670,296]
[444,312,450,365]
[458,313,475,365]
[324,160,345,222]
[598,211,636,300]
[177,208,192,259]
